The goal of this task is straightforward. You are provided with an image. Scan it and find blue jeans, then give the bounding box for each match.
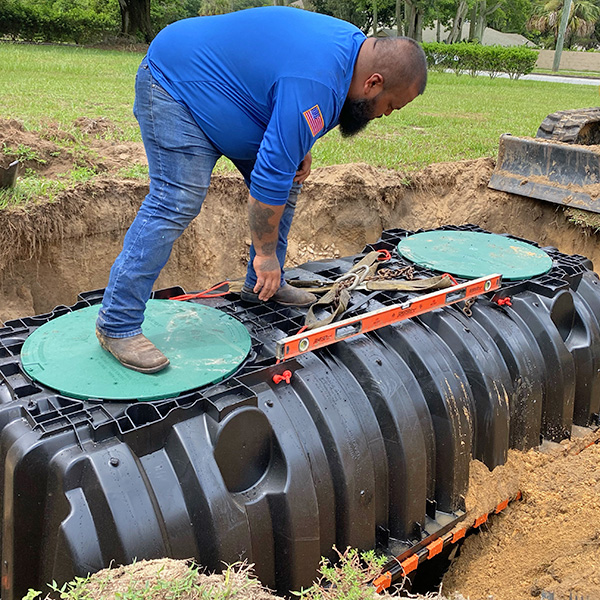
[97,58,300,337]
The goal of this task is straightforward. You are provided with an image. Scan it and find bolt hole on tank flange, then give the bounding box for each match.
[0,225,599,599]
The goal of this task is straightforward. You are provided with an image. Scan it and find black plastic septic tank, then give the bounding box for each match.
[0,224,599,600]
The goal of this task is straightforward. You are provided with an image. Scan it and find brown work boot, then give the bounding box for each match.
[241,283,317,307]
[96,328,170,374]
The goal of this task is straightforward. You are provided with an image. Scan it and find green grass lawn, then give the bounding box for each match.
[1,41,599,171]
[0,42,141,140]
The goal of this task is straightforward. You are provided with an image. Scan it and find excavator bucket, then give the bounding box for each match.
[489,108,600,214]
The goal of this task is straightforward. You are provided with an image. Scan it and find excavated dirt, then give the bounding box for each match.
[3,119,600,599]
[443,430,600,600]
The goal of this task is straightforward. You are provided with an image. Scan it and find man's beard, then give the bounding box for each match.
[338,96,377,137]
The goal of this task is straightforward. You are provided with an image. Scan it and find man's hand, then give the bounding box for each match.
[248,196,285,301]
[253,254,281,301]
[294,151,312,183]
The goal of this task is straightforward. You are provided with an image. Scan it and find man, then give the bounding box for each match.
[96,6,427,374]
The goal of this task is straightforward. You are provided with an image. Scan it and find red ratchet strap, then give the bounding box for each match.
[170,281,230,301]
[442,273,458,286]
[377,249,392,261]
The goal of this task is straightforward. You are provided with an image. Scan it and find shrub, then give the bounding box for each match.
[0,0,118,44]
[422,41,454,72]
[499,45,538,79]
[481,45,506,79]
[422,42,539,80]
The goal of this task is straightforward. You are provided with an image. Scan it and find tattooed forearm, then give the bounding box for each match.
[248,196,285,257]
[248,200,275,240]
[260,241,277,255]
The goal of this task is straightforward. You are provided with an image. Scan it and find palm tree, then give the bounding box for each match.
[527,0,600,46]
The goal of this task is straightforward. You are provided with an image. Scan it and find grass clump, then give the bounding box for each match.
[0,177,67,209]
[565,207,600,232]
[61,166,98,183]
[293,547,388,600]
[2,143,47,164]
[22,559,275,600]
[117,164,149,179]
[0,166,104,209]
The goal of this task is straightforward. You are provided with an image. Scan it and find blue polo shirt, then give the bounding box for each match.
[147,7,365,205]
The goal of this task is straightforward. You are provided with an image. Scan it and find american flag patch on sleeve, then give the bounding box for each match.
[303,105,324,137]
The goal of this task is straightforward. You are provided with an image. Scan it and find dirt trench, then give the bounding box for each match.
[2,119,600,325]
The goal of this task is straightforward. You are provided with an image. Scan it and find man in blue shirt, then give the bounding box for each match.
[96,6,427,373]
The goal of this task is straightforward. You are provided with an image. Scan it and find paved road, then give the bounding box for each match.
[517,73,600,86]
[492,71,600,86]
[446,69,600,86]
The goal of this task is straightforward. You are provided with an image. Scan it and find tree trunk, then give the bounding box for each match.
[414,9,423,41]
[117,0,153,42]
[469,4,477,40]
[396,0,403,36]
[447,0,468,43]
[404,1,412,37]
[273,0,285,5]
[475,0,486,42]
[436,17,441,42]
[373,0,378,36]
[553,0,573,71]
[404,0,421,39]
[474,0,501,44]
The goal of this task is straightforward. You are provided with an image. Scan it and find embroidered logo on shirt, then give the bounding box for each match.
[303,105,324,137]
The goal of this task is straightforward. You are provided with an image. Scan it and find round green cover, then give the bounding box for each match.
[21,300,252,402]
[397,231,553,281]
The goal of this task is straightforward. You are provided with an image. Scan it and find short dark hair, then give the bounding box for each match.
[373,36,428,95]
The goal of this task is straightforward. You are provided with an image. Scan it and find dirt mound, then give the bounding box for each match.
[73,116,123,136]
[0,119,70,176]
[74,559,278,600]
[444,430,600,600]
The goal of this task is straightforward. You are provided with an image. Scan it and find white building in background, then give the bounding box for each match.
[376,21,535,47]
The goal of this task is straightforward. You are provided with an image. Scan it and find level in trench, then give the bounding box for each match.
[275,273,502,360]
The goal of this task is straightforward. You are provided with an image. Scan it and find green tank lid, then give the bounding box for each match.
[397,230,553,281]
[21,300,252,402]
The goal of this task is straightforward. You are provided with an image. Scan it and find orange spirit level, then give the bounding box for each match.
[275,274,502,361]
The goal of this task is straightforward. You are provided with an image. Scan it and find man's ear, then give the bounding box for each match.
[363,72,384,98]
